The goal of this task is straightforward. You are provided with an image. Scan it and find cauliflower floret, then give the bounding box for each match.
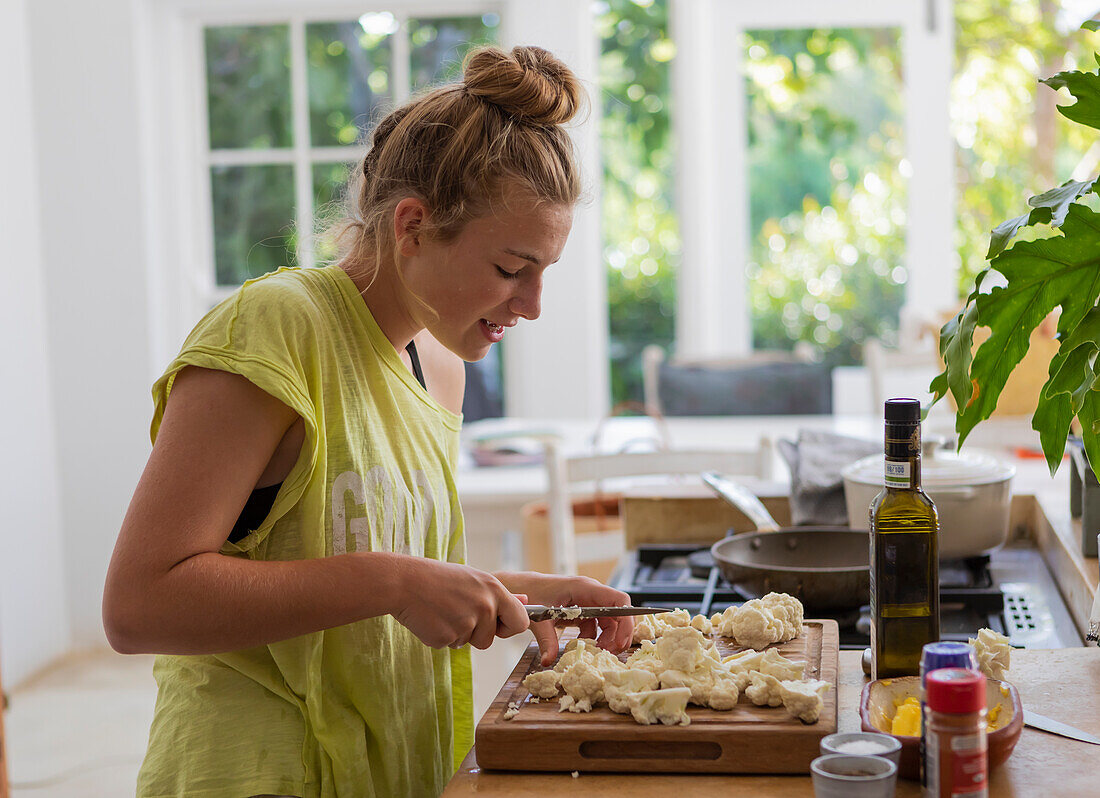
[756,648,806,681]
[710,612,722,627]
[705,669,742,710]
[522,669,561,699]
[657,608,692,628]
[690,613,713,635]
[503,700,521,720]
[725,600,785,650]
[625,639,664,675]
[778,679,830,723]
[555,638,624,674]
[969,627,1011,680]
[626,687,692,726]
[657,667,713,707]
[722,648,766,673]
[655,626,710,672]
[632,614,661,643]
[603,668,660,714]
[558,659,605,713]
[759,592,804,639]
[745,672,784,707]
[716,593,804,649]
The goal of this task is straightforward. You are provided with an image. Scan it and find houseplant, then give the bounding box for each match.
[932,20,1100,479]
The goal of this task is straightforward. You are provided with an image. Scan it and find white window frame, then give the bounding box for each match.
[670,0,954,359]
[135,0,608,418]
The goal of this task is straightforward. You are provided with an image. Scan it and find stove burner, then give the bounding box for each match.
[611,544,1009,650]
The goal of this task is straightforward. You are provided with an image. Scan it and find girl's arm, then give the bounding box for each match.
[102,366,528,655]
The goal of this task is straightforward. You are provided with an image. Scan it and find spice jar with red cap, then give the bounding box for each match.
[923,668,988,798]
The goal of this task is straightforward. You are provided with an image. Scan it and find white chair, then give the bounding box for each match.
[863,308,946,416]
[542,439,775,576]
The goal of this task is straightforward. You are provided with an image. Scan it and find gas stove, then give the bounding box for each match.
[609,542,1081,650]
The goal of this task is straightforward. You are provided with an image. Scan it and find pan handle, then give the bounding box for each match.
[701,471,782,532]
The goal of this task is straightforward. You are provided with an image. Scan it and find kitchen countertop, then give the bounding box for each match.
[444,648,1100,797]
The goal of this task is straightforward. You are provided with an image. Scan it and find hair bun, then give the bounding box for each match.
[463,45,583,126]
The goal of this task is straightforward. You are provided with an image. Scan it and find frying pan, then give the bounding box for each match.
[702,471,870,611]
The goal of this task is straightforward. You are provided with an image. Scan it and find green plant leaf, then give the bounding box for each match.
[955,204,1100,448]
[1041,65,1100,131]
[986,208,1051,259]
[1029,179,1096,225]
[1084,20,1100,32]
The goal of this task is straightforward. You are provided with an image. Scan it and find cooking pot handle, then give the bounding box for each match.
[701,471,782,532]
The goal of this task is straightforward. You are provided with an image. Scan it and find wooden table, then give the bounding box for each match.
[444,647,1100,797]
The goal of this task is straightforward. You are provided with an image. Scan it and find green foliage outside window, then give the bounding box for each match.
[598,0,679,405]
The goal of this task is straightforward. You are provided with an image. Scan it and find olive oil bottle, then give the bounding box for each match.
[869,398,940,679]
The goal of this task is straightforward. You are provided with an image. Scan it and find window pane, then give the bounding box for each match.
[306,21,393,146]
[599,0,678,405]
[408,15,500,91]
[313,161,354,263]
[211,164,296,284]
[205,25,293,149]
[745,28,906,365]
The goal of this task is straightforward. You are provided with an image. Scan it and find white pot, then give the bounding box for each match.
[841,447,1016,561]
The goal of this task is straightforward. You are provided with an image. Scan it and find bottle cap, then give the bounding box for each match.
[884,398,921,423]
[920,642,979,688]
[926,668,986,714]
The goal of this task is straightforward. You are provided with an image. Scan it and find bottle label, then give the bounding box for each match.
[925,729,988,798]
[950,732,988,797]
[885,460,911,488]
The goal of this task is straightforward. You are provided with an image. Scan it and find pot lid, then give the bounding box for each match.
[841,448,1016,488]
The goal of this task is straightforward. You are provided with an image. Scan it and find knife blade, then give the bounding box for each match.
[1024,709,1100,745]
[524,605,676,623]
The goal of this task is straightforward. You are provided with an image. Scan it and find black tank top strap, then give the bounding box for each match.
[405,340,427,390]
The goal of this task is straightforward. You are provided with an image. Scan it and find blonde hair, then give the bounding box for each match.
[327,45,585,285]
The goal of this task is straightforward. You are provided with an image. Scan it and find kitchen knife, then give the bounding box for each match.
[524,605,676,622]
[1023,709,1100,745]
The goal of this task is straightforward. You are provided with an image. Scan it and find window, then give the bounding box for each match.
[196,10,500,305]
[671,1,954,373]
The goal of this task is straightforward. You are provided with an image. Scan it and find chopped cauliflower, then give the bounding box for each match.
[716,593,804,650]
[503,700,521,720]
[778,678,830,723]
[690,613,713,635]
[559,659,606,713]
[722,648,766,673]
[969,627,1011,680]
[756,648,806,681]
[632,614,661,643]
[522,669,561,699]
[655,626,711,672]
[662,666,740,711]
[603,668,660,714]
[625,639,665,674]
[759,592,804,639]
[721,600,785,650]
[555,638,624,674]
[657,608,692,628]
[626,687,692,726]
[745,672,784,707]
[710,612,723,627]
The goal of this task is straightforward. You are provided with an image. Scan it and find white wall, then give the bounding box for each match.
[26,0,154,649]
[502,0,609,418]
[0,0,71,686]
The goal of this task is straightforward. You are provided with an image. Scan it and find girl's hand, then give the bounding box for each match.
[495,572,634,666]
[390,559,530,650]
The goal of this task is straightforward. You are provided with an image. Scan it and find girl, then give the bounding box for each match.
[103,45,633,798]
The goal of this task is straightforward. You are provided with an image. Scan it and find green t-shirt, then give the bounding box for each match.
[136,266,472,798]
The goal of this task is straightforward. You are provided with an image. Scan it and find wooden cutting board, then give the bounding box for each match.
[474,619,839,774]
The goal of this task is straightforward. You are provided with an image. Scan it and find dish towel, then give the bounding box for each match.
[778,429,881,526]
